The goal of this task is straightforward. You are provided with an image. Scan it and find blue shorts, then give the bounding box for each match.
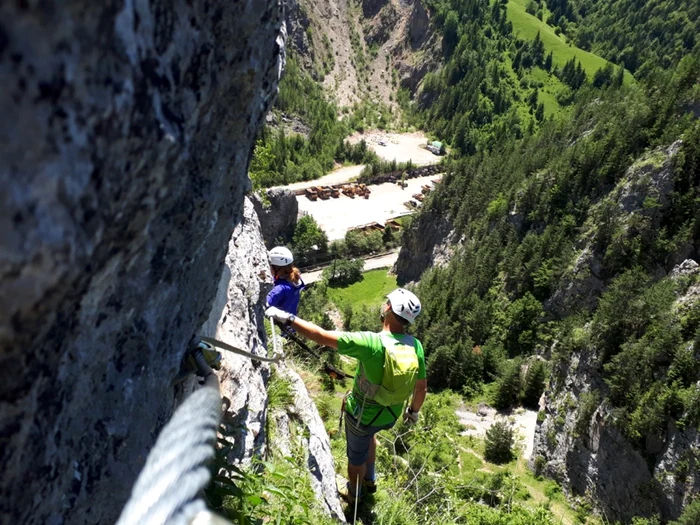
[344,412,396,466]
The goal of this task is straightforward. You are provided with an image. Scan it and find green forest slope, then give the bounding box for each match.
[401,0,700,517]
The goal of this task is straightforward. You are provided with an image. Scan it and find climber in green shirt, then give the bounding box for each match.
[266,288,428,505]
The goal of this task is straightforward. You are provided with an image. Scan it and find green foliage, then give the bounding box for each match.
[297,281,334,330]
[291,215,328,265]
[484,421,516,463]
[493,358,523,410]
[326,268,398,313]
[267,369,293,411]
[670,499,700,525]
[322,258,364,286]
[210,457,337,525]
[574,390,600,437]
[248,59,383,189]
[522,359,547,408]
[549,0,699,77]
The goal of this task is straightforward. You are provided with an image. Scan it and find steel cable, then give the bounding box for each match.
[116,352,222,525]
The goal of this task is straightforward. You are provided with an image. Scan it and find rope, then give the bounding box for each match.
[269,314,281,358]
[116,351,222,525]
[202,336,284,363]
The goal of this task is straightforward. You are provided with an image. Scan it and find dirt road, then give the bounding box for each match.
[304,249,400,284]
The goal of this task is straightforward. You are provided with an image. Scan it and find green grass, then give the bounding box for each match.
[327,269,398,311]
[525,67,566,118]
[506,0,633,83]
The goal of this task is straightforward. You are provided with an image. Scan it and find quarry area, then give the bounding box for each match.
[280,131,443,241]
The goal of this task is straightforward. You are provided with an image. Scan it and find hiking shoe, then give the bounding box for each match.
[363,479,377,494]
[338,483,362,504]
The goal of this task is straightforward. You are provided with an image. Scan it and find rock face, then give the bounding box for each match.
[533,333,700,521]
[251,188,299,247]
[201,198,273,464]
[531,143,700,522]
[546,141,692,317]
[0,2,283,524]
[395,202,457,284]
[283,0,314,69]
[276,364,347,522]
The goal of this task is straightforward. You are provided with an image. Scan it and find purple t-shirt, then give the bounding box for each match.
[266,278,305,315]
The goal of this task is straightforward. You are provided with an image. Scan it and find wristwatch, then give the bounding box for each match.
[286,314,296,327]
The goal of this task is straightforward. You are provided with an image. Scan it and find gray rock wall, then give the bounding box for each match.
[251,188,299,247]
[201,198,273,465]
[0,2,284,524]
[395,203,457,284]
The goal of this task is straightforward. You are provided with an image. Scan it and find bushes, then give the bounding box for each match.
[484,421,515,464]
[322,258,364,286]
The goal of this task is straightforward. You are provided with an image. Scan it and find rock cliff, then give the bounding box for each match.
[251,188,299,247]
[395,201,457,284]
[201,198,272,465]
[0,2,283,524]
[531,143,700,522]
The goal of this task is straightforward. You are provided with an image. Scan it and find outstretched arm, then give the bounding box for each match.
[289,316,340,350]
[265,306,339,349]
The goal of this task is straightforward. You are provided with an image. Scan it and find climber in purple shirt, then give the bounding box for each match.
[266,246,305,315]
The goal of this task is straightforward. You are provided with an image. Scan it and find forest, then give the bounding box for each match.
[402,0,700,517]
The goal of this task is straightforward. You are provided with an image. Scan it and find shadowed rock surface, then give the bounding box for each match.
[251,188,299,247]
[0,2,283,523]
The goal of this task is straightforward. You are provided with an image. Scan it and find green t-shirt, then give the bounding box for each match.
[338,331,426,427]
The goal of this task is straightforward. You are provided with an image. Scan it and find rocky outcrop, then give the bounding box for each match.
[251,188,299,247]
[362,0,388,19]
[276,365,347,521]
[408,0,431,49]
[395,202,457,284]
[0,2,283,524]
[201,198,272,464]
[283,0,314,69]
[533,260,700,522]
[546,141,692,317]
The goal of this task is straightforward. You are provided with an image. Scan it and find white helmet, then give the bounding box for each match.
[269,246,294,266]
[386,288,421,324]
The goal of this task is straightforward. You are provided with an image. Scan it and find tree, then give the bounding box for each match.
[592,63,614,88]
[544,51,553,72]
[535,102,545,122]
[443,11,460,57]
[292,215,328,264]
[521,359,546,408]
[493,359,522,410]
[322,258,364,285]
[485,421,515,463]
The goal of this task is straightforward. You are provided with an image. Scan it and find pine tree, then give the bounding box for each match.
[485,421,515,463]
